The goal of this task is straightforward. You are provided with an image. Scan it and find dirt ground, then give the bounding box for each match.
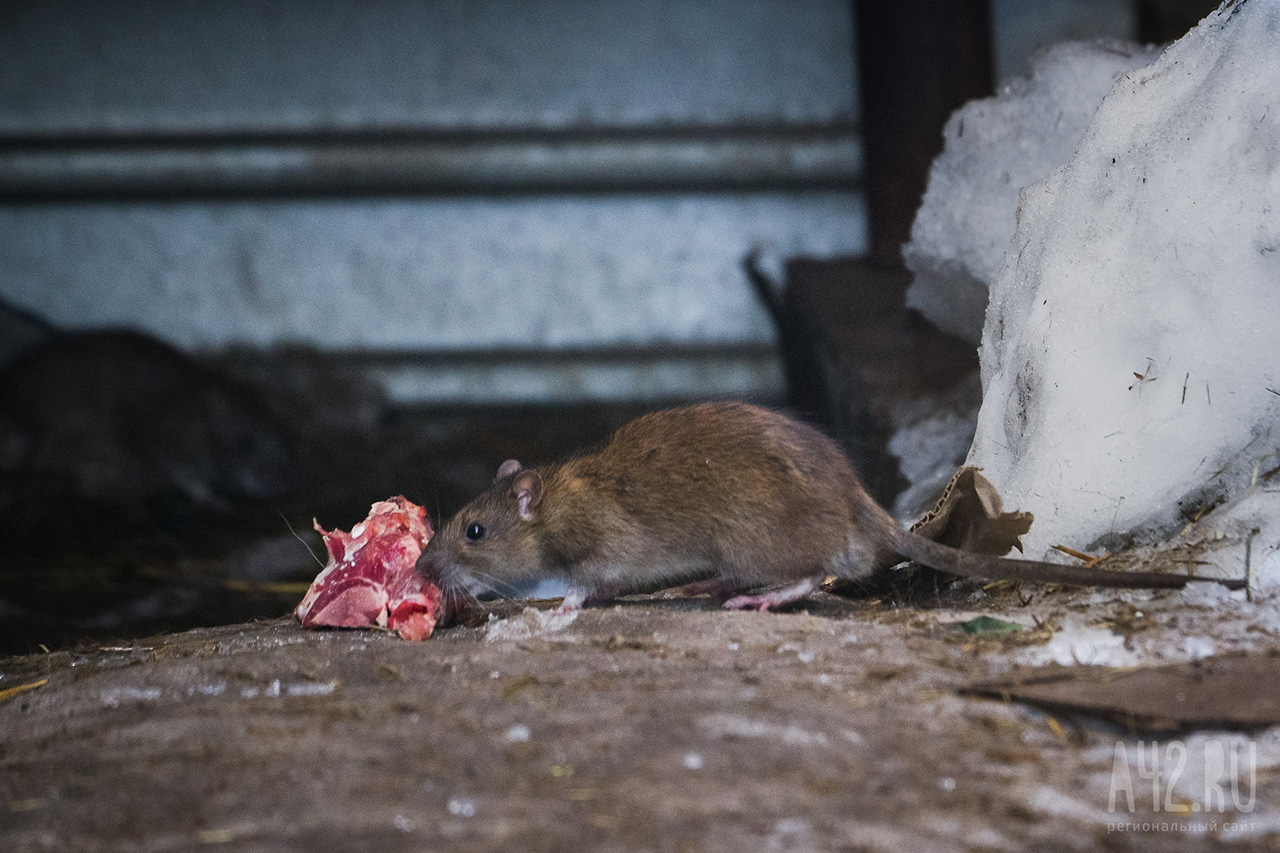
[3,580,1278,852]
[2,383,1277,851]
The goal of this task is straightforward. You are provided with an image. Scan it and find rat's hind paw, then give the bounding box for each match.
[722,575,823,612]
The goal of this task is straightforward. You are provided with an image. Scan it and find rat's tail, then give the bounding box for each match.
[890,527,1245,590]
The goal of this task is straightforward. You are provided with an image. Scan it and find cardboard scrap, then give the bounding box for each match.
[911,467,1033,557]
[965,652,1280,731]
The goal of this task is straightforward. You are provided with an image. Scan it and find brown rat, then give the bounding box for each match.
[416,402,1244,613]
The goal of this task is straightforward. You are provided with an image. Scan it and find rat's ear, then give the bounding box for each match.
[512,470,543,521]
[496,459,523,481]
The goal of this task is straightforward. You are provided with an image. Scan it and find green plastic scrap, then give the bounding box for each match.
[954,616,1024,636]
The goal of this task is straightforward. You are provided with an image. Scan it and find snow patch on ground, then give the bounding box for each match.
[484,606,579,642]
[1014,622,1142,668]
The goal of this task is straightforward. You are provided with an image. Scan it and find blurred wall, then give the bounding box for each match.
[0,0,864,404]
[0,0,1144,406]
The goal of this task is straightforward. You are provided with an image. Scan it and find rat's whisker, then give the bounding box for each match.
[280,510,325,568]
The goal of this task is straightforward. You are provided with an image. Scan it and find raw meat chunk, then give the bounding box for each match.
[295,496,441,640]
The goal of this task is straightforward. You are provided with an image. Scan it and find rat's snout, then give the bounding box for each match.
[415,542,451,585]
[416,539,473,598]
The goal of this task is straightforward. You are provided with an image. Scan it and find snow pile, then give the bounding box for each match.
[903,40,1160,343]
[964,0,1280,567]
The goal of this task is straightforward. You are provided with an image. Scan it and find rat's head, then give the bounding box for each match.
[416,459,548,601]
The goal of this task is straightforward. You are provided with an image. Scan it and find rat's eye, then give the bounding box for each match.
[465,522,487,541]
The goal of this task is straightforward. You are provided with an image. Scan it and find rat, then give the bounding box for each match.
[415,401,1244,613]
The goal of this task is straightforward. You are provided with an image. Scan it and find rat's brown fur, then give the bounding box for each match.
[417,402,1242,612]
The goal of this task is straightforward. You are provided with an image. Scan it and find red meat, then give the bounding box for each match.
[295,496,442,640]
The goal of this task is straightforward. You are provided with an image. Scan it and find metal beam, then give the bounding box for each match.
[0,124,862,201]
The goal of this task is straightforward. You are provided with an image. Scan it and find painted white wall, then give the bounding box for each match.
[0,193,865,352]
[0,1,863,403]
[0,0,1146,404]
[0,0,859,133]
